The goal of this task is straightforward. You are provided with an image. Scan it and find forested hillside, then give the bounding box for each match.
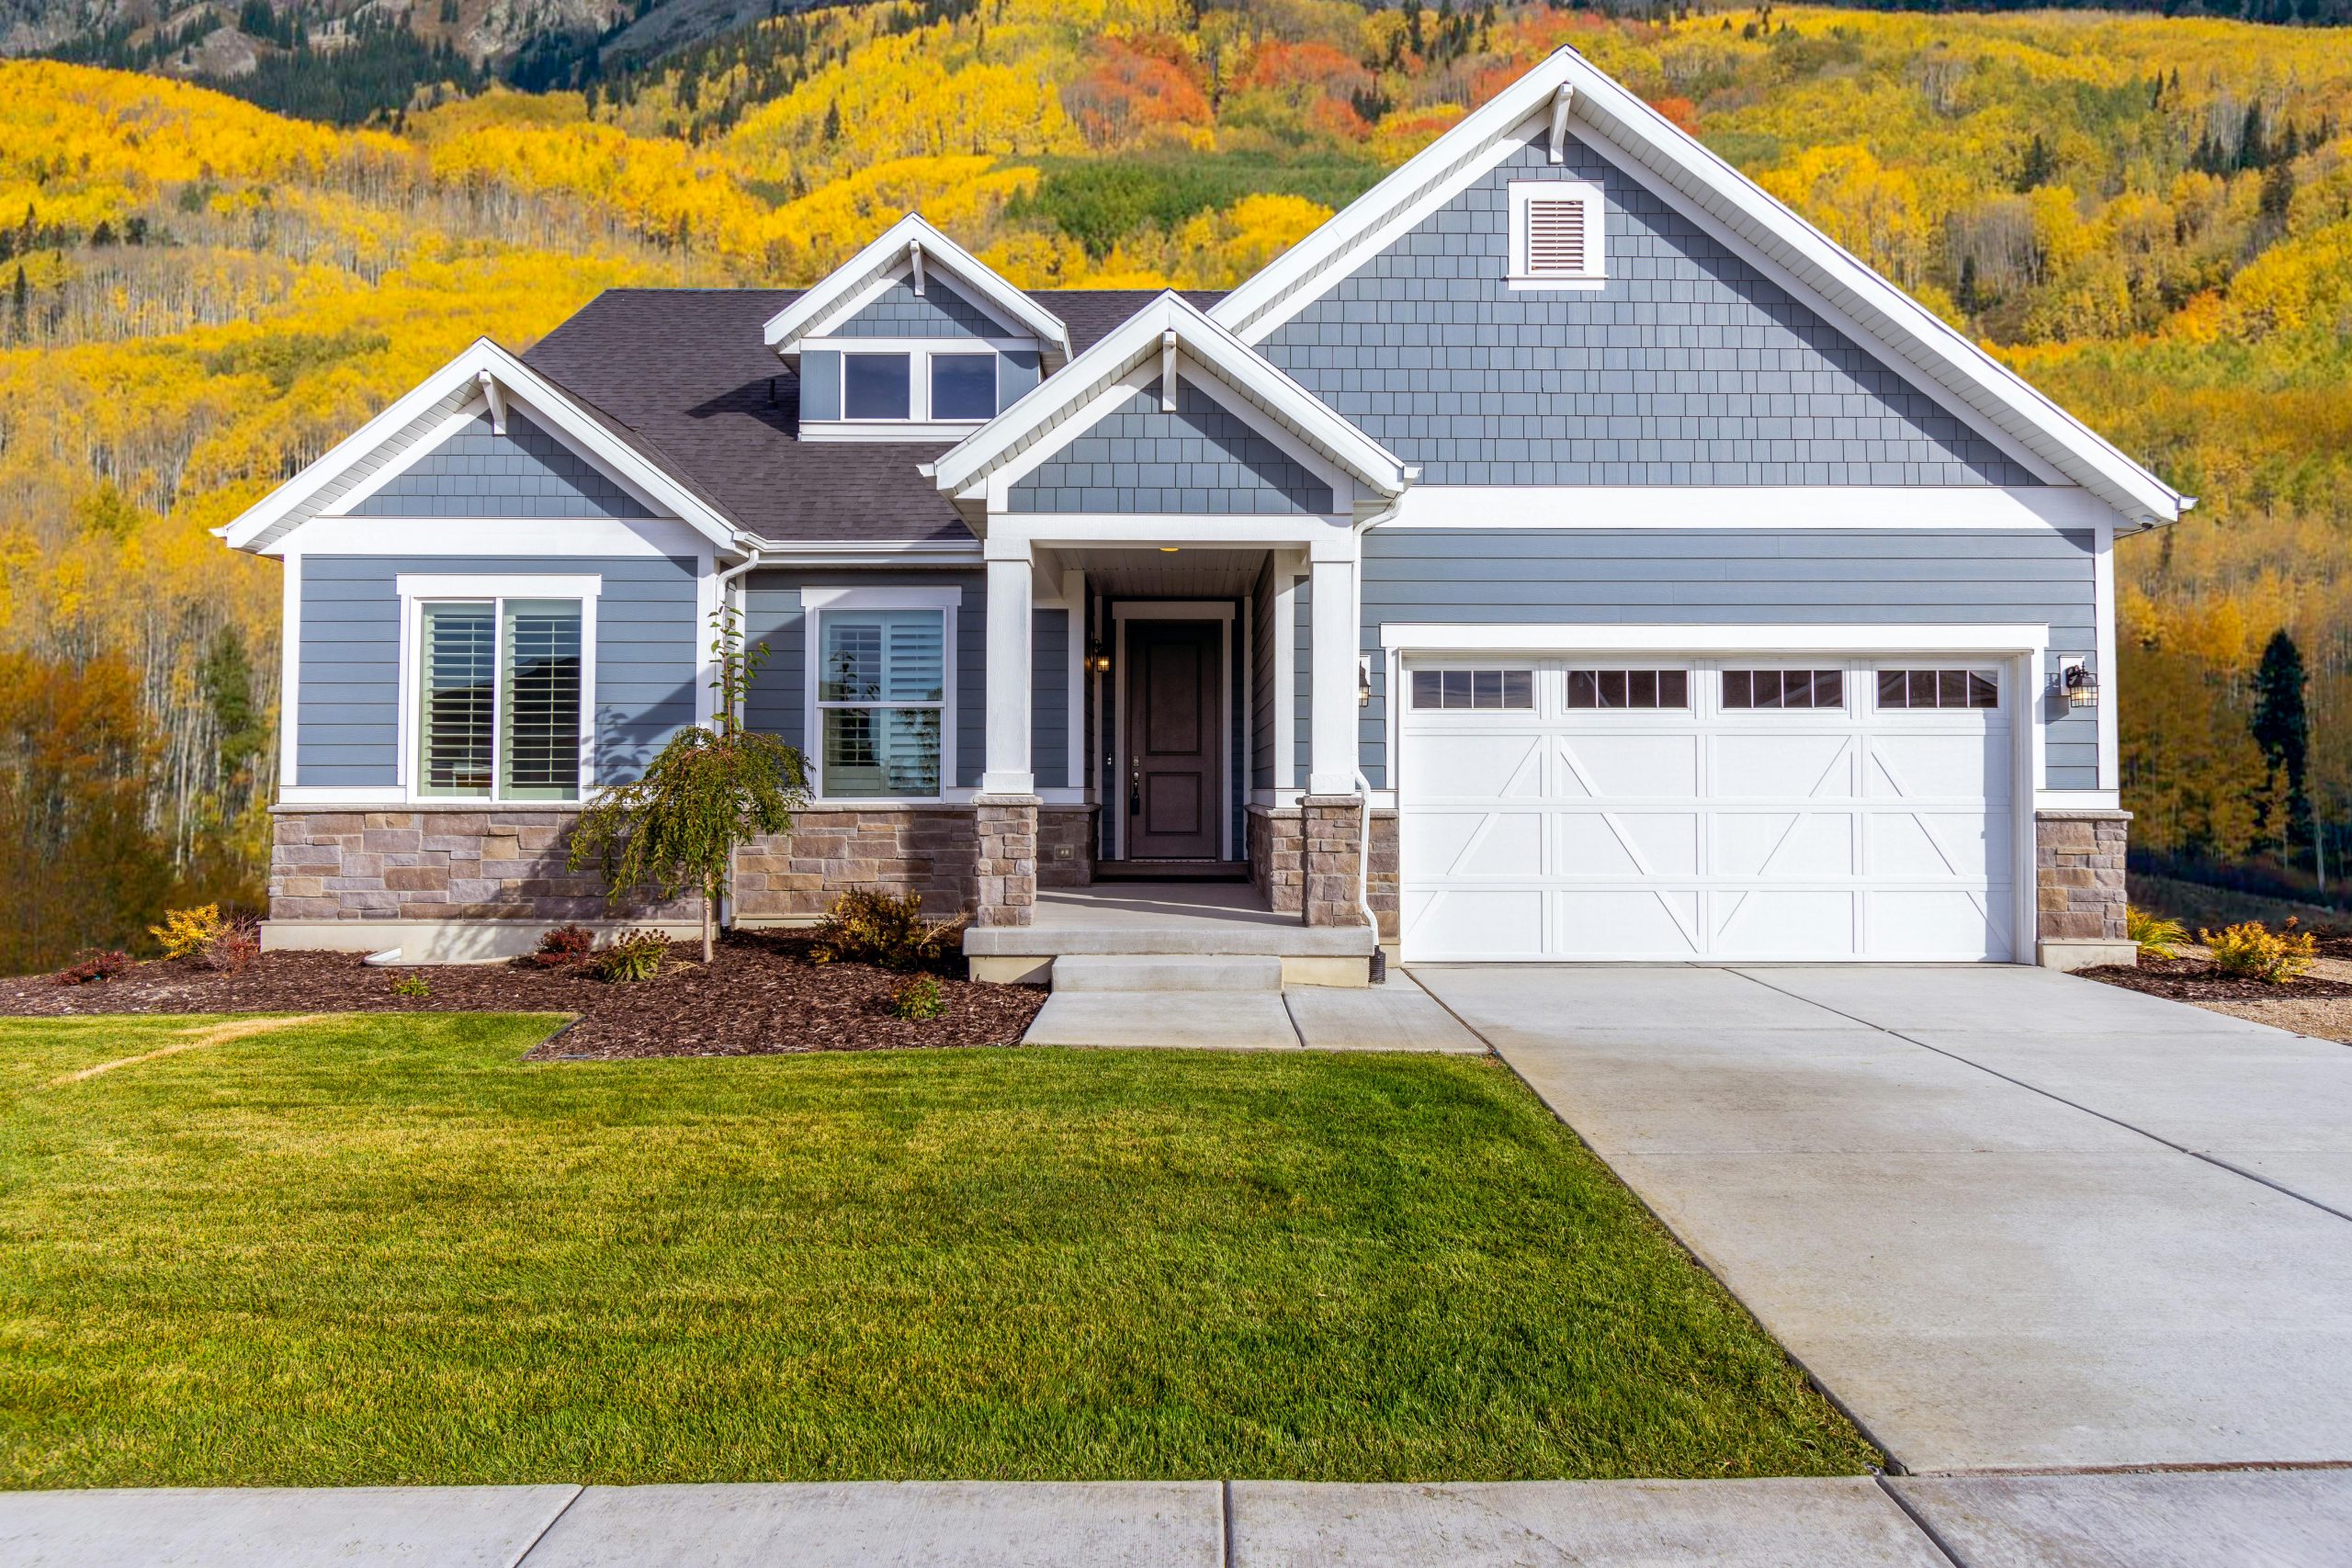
[3,0,2350,966]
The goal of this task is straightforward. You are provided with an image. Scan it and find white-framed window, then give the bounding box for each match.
[820,341,1021,428]
[395,574,601,802]
[802,586,960,799]
[1509,180,1606,289]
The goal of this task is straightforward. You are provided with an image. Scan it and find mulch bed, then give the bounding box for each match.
[0,931,1046,1058]
[2076,955,2352,1002]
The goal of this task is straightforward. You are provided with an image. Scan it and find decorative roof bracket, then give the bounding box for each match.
[477,369,507,436]
[1548,83,1576,164]
[909,240,926,297]
[1160,331,1178,412]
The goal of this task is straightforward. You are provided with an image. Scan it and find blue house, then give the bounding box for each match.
[224,49,2183,978]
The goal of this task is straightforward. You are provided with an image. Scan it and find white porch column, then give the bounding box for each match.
[982,539,1035,795]
[1307,547,1359,797]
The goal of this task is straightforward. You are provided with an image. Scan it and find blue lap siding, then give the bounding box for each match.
[741,571,1070,791]
[296,554,698,788]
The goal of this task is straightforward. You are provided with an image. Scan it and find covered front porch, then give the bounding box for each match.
[967,527,1384,950]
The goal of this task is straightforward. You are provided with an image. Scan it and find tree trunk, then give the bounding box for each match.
[702,885,716,965]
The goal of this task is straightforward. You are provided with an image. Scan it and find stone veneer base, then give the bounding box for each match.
[2035,808,2131,969]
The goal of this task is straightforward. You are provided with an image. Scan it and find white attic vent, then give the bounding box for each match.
[1510,180,1604,289]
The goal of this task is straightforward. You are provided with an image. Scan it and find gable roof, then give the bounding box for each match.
[762,213,1075,366]
[522,288,1222,548]
[1210,48,2191,530]
[219,337,741,557]
[929,291,1415,523]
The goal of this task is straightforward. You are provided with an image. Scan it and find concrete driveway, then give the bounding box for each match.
[1411,963,2352,1474]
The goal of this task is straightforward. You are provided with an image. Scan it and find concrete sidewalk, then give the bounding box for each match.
[8,1472,2352,1566]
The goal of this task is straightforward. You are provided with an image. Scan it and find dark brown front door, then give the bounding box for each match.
[1125,619,1223,859]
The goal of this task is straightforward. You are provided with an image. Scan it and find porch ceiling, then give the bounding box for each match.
[1054,547,1269,599]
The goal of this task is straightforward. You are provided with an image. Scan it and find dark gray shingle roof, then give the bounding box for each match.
[521,287,1223,546]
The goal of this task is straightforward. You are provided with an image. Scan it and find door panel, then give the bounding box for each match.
[1399,657,2015,963]
[1125,620,1223,859]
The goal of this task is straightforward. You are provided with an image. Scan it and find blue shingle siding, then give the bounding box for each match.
[1258,132,2038,488]
[835,276,1004,338]
[352,411,657,518]
[296,554,697,788]
[1008,378,1336,515]
[741,570,1069,792]
[1357,527,2098,789]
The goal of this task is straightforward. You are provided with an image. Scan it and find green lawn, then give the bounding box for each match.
[0,1014,1877,1486]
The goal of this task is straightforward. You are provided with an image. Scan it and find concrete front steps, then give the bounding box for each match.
[1022,954,1300,1049]
[1020,953,1486,1053]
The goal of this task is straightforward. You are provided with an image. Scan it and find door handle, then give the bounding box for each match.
[1129,756,1140,816]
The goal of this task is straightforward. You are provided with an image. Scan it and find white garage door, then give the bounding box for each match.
[1397,658,2019,963]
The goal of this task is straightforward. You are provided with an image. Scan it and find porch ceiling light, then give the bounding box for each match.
[1159,547,1180,553]
[2064,662,2100,709]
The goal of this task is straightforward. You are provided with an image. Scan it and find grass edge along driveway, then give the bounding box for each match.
[0,1012,1877,1486]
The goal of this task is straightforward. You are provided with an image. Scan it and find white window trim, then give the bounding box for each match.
[394,573,602,807]
[1509,180,1606,290]
[802,585,961,803]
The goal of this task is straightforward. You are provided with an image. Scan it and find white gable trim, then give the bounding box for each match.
[930,292,1413,519]
[763,213,1072,364]
[1208,49,2189,530]
[219,338,741,558]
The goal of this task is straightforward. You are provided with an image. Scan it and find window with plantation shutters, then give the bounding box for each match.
[413,594,586,801]
[419,604,496,795]
[1510,180,1604,287]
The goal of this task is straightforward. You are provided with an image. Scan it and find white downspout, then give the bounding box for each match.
[1348,481,1412,976]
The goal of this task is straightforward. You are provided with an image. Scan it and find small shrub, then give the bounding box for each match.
[149,903,227,960]
[589,929,669,983]
[2126,905,2187,961]
[390,973,432,999]
[517,923,598,970]
[2200,919,2314,984]
[891,975,946,1021]
[52,950,133,986]
[810,888,965,972]
[200,918,262,974]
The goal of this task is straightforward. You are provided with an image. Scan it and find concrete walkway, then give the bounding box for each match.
[10,1471,2351,1565]
[1413,963,2352,1473]
[1023,969,1485,1052]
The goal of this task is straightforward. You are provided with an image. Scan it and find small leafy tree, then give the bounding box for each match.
[569,605,808,963]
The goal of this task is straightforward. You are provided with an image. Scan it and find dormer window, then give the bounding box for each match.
[1509,180,1605,289]
[843,352,912,419]
[801,341,1035,440]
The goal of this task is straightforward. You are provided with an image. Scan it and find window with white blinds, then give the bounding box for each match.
[1510,180,1604,285]
[817,608,945,797]
[415,597,584,800]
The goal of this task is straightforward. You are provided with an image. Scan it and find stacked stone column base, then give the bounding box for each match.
[973,795,1040,928]
[2036,808,2132,971]
[1301,795,1370,929]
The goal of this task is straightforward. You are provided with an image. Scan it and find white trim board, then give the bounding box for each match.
[393,574,603,807]
[284,516,718,558]
[1385,486,2122,532]
[1380,623,2052,655]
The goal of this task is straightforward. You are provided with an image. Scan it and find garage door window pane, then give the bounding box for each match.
[1567,670,1688,709]
[1724,670,1840,710]
[1880,669,1999,710]
[1413,669,1532,710]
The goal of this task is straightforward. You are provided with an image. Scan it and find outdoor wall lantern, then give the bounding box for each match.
[2061,660,2100,709]
[1087,641,1113,674]
[1358,654,1374,708]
